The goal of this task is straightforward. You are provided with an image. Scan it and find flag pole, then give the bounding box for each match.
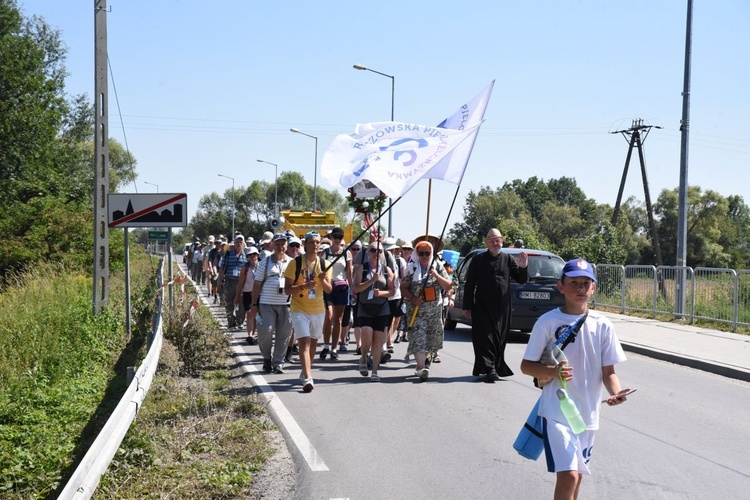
[327,196,402,269]
[425,179,432,233]
[408,183,463,329]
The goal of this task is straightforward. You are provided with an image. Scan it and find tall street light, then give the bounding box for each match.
[143,181,159,193]
[353,63,395,236]
[290,128,318,212]
[256,159,279,216]
[218,173,235,236]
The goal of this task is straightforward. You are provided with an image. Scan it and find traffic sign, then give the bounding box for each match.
[108,193,188,228]
[148,231,169,240]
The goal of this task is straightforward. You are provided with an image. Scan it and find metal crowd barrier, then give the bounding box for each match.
[592,263,749,332]
[59,257,167,499]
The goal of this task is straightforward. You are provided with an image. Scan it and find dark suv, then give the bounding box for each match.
[444,248,565,332]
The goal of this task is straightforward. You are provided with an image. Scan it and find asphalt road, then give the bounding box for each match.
[228,322,750,500]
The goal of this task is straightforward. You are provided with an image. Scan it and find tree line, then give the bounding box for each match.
[448,176,750,269]
[0,0,135,277]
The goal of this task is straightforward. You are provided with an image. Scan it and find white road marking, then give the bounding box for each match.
[187,273,329,472]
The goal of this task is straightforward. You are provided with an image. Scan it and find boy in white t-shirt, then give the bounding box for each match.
[521,258,631,500]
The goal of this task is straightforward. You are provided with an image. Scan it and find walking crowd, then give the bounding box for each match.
[184,227,477,390]
[185,226,631,499]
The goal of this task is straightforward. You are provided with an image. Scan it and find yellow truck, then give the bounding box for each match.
[277,210,356,242]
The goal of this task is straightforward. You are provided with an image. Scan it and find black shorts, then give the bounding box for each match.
[242,292,253,311]
[388,298,404,318]
[342,304,352,327]
[358,314,390,332]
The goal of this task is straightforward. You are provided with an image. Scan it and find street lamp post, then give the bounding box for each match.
[256,159,279,216]
[290,128,318,212]
[353,63,395,236]
[218,173,235,236]
[143,181,159,193]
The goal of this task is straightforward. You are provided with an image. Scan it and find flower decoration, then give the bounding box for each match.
[347,187,388,214]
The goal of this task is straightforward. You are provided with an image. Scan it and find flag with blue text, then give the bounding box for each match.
[426,80,494,184]
[321,121,481,199]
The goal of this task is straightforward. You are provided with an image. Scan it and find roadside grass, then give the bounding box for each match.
[0,250,159,498]
[95,284,277,499]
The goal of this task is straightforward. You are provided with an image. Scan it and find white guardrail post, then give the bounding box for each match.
[59,257,167,499]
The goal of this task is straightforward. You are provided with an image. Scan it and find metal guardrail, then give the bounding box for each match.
[592,263,749,332]
[59,258,167,499]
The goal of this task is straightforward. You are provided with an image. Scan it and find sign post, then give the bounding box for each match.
[108,193,187,319]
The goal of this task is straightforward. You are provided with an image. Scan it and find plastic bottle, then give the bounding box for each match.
[256,314,263,327]
[556,388,587,434]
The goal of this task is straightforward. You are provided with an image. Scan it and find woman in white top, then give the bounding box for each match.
[236,247,259,343]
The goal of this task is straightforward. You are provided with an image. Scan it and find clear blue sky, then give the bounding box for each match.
[19,1,750,248]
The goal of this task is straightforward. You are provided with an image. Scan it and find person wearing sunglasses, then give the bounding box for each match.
[352,243,396,382]
[400,239,453,382]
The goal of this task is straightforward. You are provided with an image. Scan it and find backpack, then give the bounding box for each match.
[293,255,328,284]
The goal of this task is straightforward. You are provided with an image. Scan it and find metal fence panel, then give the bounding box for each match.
[692,267,738,329]
[654,266,694,319]
[622,265,657,317]
[738,270,750,331]
[592,264,625,312]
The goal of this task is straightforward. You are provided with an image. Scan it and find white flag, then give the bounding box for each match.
[424,80,494,184]
[321,121,481,199]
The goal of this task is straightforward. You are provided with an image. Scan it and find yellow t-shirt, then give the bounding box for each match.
[284,256,332,314]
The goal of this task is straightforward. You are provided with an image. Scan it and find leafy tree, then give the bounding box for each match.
[0,0,68,207]
[188,172,350,242]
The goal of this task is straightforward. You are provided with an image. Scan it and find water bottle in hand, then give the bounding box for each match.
[557,388,587,434]
[256,314,263,326]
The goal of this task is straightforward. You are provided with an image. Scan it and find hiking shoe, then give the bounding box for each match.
[319,347,330,360]
[339,343,348,352]
[303,378,314,393]
[272,365,284,374]
[381,351,391,364]
[394,336,401,344]
[418,368,430,382]
[330,350,339,360]
[262,359,272,373]
[387,346,394,354]
[247,336,256,345]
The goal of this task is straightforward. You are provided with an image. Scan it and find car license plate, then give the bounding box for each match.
[520,291,550,300]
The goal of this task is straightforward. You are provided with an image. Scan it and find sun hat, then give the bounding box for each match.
[234,234,244,241]
[260,231,274,244]
[382,236,398,251]
[245,246,259,255]
[561,258,597,282]
[484,228,504,242]
[412,234,444,253]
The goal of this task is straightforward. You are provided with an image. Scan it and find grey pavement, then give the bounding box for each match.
[599,310,750,382]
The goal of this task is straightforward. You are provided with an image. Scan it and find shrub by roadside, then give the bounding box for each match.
[95,286,290,498]
[0,253,157,497]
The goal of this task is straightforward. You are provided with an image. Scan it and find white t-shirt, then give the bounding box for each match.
[523,308,626,430]
[254,254,291,305]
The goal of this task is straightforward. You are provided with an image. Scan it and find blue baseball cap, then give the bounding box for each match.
[561,258,596,282]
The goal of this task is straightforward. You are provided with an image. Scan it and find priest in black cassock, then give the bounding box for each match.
[462,228,528,382]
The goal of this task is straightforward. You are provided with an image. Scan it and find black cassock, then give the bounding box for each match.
[462,251,528,377]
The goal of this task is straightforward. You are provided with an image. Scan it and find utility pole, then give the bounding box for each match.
[93,0,110,314]
[611,119,664,267]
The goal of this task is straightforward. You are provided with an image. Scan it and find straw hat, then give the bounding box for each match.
[412,234,444,253]
[484,228,504,243]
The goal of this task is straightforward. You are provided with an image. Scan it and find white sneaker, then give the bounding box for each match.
[303,378,314,393]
